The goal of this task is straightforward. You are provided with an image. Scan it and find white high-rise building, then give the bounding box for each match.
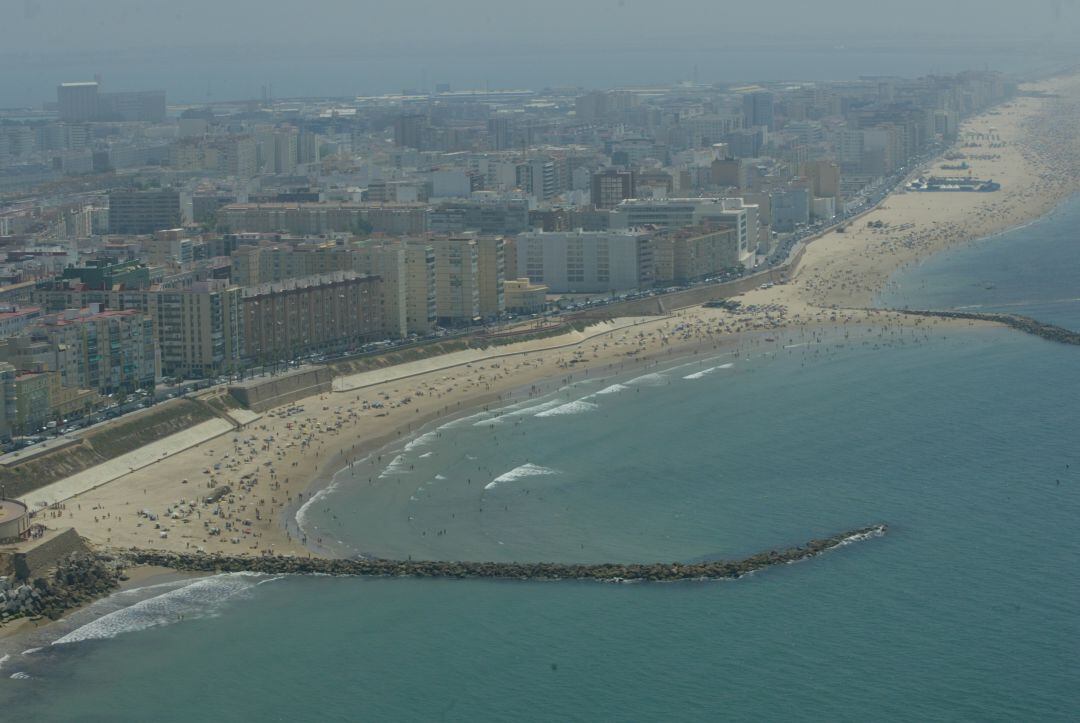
[609,198,752,265]
[515,230,653,293]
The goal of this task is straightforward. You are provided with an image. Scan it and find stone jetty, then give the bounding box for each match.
[894,309,1080,345]
[118,524,887,583]
[1,552,124,622]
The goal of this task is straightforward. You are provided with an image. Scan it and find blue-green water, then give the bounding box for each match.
[3,202,1079,720]
[879,195,1080,331]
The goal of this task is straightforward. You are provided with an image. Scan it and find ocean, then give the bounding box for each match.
[0,44,1061,108]
[1,198,1078,720]
[878,195,1080,331]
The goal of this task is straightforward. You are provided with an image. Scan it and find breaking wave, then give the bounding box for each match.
[683,362,733,380]
[626,372,668,386]
[535,400,598,418]
[295,477,341,532]
[592,383,629,395]
[437,410,493,430]
[836,525,887,547]
[478,399,564,425]
[403,431,439,451]
[52,573,281,646]
[485,464,560,490]
[377,454,410,478]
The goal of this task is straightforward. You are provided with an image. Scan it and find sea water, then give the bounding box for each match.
[2,203,1079,720]
[879,194,1080,330]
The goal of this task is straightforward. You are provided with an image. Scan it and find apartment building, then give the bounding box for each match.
[609,198,753,265]
[350,242,408,339]
[403,242,437,335]
[230,242,353,286]
[514,230,654,293]
[651,226,740,285]
[429,236,480,325]
[219,203,428,236]
[241,272,381,363]
[108,189,182,235]
[0,306,156,395]
[475,235,506,319]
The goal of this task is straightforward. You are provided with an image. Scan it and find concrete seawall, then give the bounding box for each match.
[893,310,1080,345]
[228,366,334,412]
[0,528,91,581]
[120,524,886,583]
[571,244,808,320]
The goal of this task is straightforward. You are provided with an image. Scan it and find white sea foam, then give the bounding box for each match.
[113,577,203,600]
[21,647,42,656]
[479,399,564,425]
[0,654,9,670]
[485,463,559,490]
[437,410,492,430]
[377,454,410,478]
[535,400,598,418]
[434,474,447,480]
[52,573,280,646]
[593,383,629,395]
[295,478,340,532]
[419,452,433,458]
[683,363,733,380]
[10,671,29,680]
[626,372,668,386]
[403,431,438,451]
[837,526,887,547]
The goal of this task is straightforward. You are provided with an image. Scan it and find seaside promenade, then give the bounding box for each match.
[28,72,1080,561]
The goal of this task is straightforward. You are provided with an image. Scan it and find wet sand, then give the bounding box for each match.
[50,73,1080,559]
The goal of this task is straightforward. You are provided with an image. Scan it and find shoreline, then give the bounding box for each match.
[4,72,1080,661]
[35,72,1080,563]
[292,323,801,558]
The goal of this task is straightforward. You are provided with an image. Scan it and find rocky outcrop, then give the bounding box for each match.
[894,309,1080,345]
[0,552,124,622]
[119,524,887,583]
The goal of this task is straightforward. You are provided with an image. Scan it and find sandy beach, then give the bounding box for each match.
[43,72,1080,560]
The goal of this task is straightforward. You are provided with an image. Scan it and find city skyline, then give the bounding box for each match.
[1,6,1079,717]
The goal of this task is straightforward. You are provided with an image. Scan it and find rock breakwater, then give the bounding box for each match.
[894,309,1080,345]
[1,552,124,622]
[120,524,887,583]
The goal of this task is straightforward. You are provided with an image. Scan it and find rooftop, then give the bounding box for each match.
[0,498,28,521]
[0,306,42,320]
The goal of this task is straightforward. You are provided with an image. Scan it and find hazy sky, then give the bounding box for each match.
[9,0,1080,53]
[2,0,1078,105]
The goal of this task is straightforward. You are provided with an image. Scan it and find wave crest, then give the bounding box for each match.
[535,400,598,418]
[593,383,629,395]
[52,573,280,646]
[485,463,559,490]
